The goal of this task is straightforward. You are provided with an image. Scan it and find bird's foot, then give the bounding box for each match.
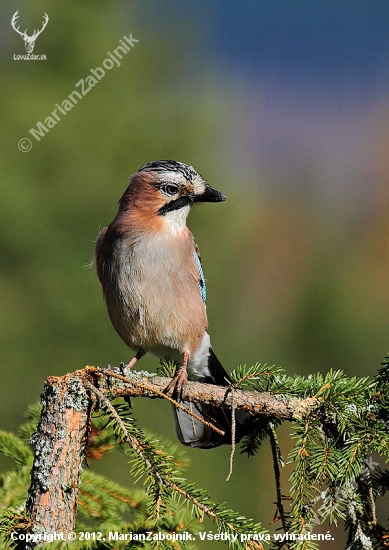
[114,364,133,411]
[120,350,145,376]
[165,352,189,401]
[100,364,114,388]
[165,365,188,401]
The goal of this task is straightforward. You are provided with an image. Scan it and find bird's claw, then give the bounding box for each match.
[119,362,128,376]
[165,366,188,401]
[101,364,114,388]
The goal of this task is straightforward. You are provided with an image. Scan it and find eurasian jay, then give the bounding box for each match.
[95,160,246,448]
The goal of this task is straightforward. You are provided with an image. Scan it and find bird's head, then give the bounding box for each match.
[117,160,226,234]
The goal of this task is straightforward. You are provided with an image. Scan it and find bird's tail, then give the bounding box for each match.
[172,350,250,449]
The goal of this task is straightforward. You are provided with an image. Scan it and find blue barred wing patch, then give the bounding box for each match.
[193,252,206,303]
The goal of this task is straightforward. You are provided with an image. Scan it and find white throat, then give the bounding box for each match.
[163,205,190,235]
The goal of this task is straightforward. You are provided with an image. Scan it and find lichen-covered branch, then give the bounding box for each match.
[88,366,319,421]
[24,365,320,546]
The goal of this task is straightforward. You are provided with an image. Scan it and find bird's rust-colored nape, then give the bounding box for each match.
[111,172,166,235]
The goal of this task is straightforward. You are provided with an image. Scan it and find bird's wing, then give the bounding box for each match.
[192,238,206,304]
[95,226,108,283]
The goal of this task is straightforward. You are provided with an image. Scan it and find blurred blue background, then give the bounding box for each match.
[1,1,389,547]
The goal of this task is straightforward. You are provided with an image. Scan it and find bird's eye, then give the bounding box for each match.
[161,184,179,196]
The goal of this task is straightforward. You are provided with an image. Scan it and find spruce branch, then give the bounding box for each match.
[84,379,267,547]
[89,365,320,420]
[2,356,389,548]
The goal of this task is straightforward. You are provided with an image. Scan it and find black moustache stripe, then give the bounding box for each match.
[158,195,192,215]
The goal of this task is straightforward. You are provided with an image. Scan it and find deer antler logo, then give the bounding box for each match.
[11,11,49,54]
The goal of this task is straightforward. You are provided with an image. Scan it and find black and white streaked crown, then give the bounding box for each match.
[138,160,204,183]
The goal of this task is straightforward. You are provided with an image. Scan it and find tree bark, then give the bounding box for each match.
[24,373,92,548]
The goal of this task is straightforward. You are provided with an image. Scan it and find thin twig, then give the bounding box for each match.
[226,388,236,482]
[364,472,377,526]
[268,422,289,536]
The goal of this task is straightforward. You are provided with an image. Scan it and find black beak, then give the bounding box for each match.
[195,185,227,203]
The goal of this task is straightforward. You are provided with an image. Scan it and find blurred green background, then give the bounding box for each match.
[2,1,389,547]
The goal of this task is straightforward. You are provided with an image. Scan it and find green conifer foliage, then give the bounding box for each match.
[1,358,389,549]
